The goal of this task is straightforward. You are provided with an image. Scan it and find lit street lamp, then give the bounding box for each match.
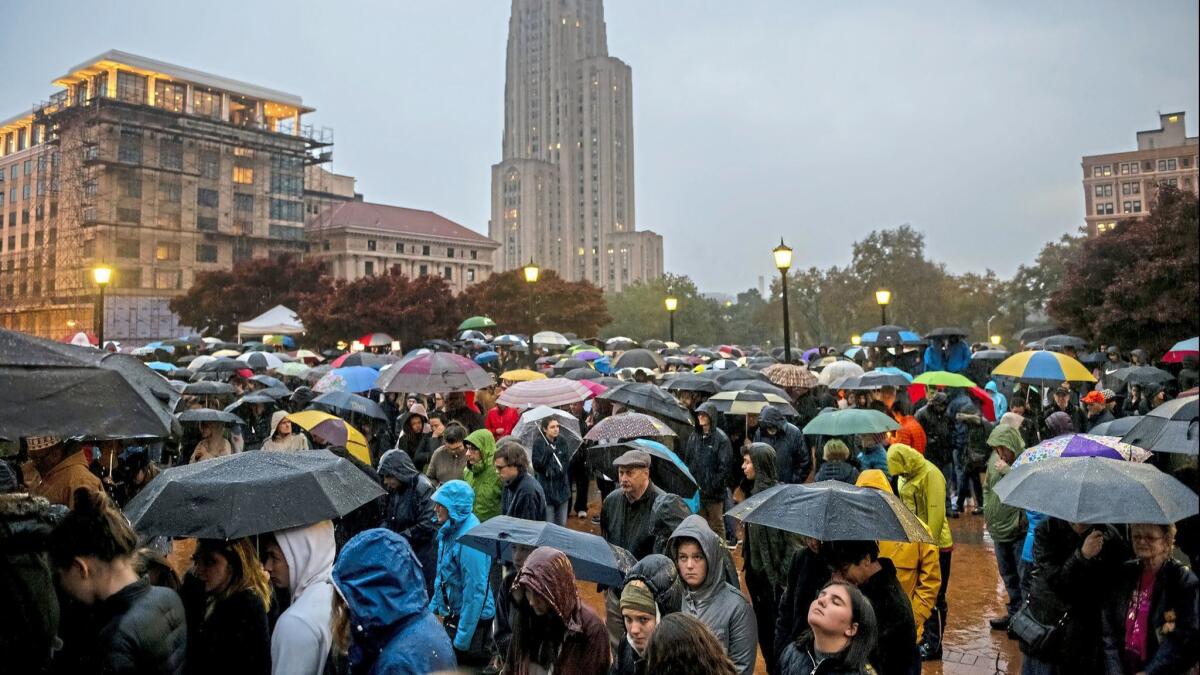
[92,265,113,348]
[875,289,891,325]
[990,335,1003,346]
[851,334,862,346]
[664,293,679,343]
[773,239,793,364]
[523,258,540,332]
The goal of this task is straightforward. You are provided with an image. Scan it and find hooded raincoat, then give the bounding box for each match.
[612,554,684,675]
[430,480,496,652]
[742,443,799,674]
[270,521,335,675]
[754,406,811,484]
[332,528,456,675]
[260,410,311,452]
[983,425,1026,543]
[667,515,758,675]
[509,547,610,675]
[886,444,953,551]
[395,405,435,474]
[463,429,502,522]
[682,402,735,502]
[377,449,438,596]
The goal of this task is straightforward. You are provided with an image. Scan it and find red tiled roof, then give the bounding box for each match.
[308,200,497,246]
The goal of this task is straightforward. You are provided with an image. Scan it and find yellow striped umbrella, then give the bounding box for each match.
[992,350,1095,384]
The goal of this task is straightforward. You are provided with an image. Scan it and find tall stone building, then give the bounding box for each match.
[489,0,663,292]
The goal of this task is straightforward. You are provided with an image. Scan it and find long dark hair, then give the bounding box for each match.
[796,580,877,670]
[645,613,737,675]
[47,488,138,568]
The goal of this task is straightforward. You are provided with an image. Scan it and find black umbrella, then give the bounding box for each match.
[662,374,720,394]
[1121,395,1198,455]
[598,383,692,425]
[225,394,277,416]
[257,386,294,400]
[1014,325,1063,343]
[196,357,243,374]
[310,391,389,422]
[994,456,1198,523]
[703,367,770,387]
[718,379,791,400]
[1039,335,1089,350]
[726,481,935,543]
[563,367,602,381]
[176,409,243,425]
[423,339,455,352]
[182,381,237,396]
[588,440,699,500]
[971,349,1010,363]
[338,352,398,369]
[459,516,624,587]
[554,358,590,374]
[837,371,912,390]
[250,374,286,389]
[168,368,194,381]
[613,349,665,371]
[925,327,969,339]
[1087,417,1140,437]
[1111,366,1175,387]
[0,328,179,439]
[124,449,385,538]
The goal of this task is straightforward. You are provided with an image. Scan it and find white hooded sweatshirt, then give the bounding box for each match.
[270,520,336,675]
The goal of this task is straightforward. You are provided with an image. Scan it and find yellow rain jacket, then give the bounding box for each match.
[886,443,953,551]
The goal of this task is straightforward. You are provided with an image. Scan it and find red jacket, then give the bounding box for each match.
[893,414,928,454]
[485,405,520,439]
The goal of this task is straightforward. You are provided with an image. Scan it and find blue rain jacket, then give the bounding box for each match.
[430,480,496,651]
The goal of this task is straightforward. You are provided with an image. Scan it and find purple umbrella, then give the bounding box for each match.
[802,347,821,363]
[374,352,493,394]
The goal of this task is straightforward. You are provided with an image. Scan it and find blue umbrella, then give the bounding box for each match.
[474,351,500,365]
[313,366,381,394]
[146,361,175,372]
[860,326,924,347]
[459,516,625,586]
[593,355,614,374]
[874,366,914,382]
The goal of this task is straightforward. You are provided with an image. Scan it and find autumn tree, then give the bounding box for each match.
[169,254,332,339]
[300,267,460,349]
[602,274,724,344]
[457,269,610,337]
[1048,186,1199,354]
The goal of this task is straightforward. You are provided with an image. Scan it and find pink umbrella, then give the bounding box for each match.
[374,352,492,394]
[578,380,609,397]
[497,379,593,409]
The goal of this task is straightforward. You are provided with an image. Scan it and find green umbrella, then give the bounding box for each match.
[912,371,976,388]
[458,316,497,331]
[802,409,899,436]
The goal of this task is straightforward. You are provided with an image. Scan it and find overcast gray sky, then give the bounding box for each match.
[3,1,1197,294]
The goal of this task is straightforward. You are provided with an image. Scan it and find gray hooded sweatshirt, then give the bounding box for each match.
[667,514,758,675]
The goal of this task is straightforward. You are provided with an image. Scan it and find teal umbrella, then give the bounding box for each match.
[458,316,497,331]
[802,408,899,436]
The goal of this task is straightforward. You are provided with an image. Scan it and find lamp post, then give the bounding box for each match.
[875,289,891,325]
[664,293,678,343]
[990,335,1003,346]
[523,258,540,333]
[92,265,112,348]
[773,239,793,364]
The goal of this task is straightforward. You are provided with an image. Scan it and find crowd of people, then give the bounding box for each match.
[1,330,1197,675]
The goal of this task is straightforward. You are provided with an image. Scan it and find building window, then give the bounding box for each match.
[154,80,186,112]
[118,130,143,164]
[467,268,476,282]
[116,268,142,289]
[155,242,180,261]
[1167,158,1177,170]
[158,139,183,170]
[367,239,377,251]
[193,90,221,118]
[1123,201,1132,213]
[444,266,453,280]
[121,171,142,198]
[421,245,430,256]
[199,151,219,179]
[1130,162,1139,174]
[1133,200,1141,213]
[268,224,304,241]
[155,269,182,290]
[323,239,331,251]
[395,242,404,253]
[197,215,218,232]
[470,249,477,260]
[197,188,219,208]
[196,244,218,263]
[233,166,254,184]
[419,264,428,276]
[159,181,182,203]
[269,199,302,222]
[447,247,455,258]
[116,71,147,104]
[117,207,140,223]
[116,238,140,259]
[1102,164,1112,176]
[234,193,254,213]
[364,261,375,276]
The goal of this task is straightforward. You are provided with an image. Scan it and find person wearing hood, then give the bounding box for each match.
[667,515,758,675]
[983,425,1026,631]
[1097,346,1129,392]
[823,540,919,675]
[260,411,310,452]
[612,554,685,675]
[377,449,438,597]
[923,335,971,374]
[496,440,549,522]
[682,402,736,537]
[260,521,335,675]
[531,416,572,526]
[886,443,953,662]
[650,493,691,556]
[754,406,811,485]
[954,403,991,516]
[330,528,456,674]
[1082,390,1115,432]
[741,443,800,675]
[395,404,435,474]
[856,469,941,644]
[914,393,954,510]
[463,428,502,522]
[984,381,1008,419]
[431,479,496,664]
[508,546,610,674]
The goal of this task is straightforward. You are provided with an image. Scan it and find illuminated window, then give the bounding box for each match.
[193,90,220,118]
[233,166,254,184]
[234,147,253,157]
[156,242,180,261]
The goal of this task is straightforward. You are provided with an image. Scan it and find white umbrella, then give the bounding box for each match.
[532,331,570,348]
[188,355,217,371]
[817,361,865,387]
[237,351,284,370]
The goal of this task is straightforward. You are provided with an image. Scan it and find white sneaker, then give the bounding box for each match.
[576,511,588,519]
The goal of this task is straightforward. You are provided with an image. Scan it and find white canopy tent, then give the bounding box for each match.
[237,305,305,342]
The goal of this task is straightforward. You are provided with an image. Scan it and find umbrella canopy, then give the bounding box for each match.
[182,380,237,396]
[873,366,914,382]
[707,390,797,416]
[146,361,174,373]
[598,383,692,424]
[314,366,380,394]
[287,411,371,464]
[925,327,969,339]
[860,325,925,347]
[499,369,547,382]
[1162,337,1199,364]
[459,516,624,586]
[1120,395,1199,455]
[196,357,244,374]
[1037,334,1089,351]
[1087,417,1140,437]
[176,409,243,426]
[225,393,277,413]
[572,350,604,362]
[912,371,976,388]
[532,331,570,348]
[473,351,500,365]
[497,378,592,409]
[613,349,665,371]
[311,391,389,422]
[719,379,792,399]
[817,361,865,386]
[589,439,699,507]
[275,362,311,378]
[250,374,285,389]
[554,358,590,374]
[803,409,900,436]
[762,363,819,389]
[1012,433,1153,468]
[492,334,529,348]
[726,481,935,544]
[458,330,488,342]
[585,412,677,443]
[511,406,583,461]
[210,349,241,358]
[331,352,397,370]
[237,351,283,371]
[992,350,1096,384]
[971,349,1010,364]
[995,456,1198,524]
[65,330,99,347]
[839,371,913,390]
[1111,366,1175,387]
[375,352,492,394]
[606,337,639,351]
[1014,325,1064,343]
[563,367,601,381]
[458,316,497,331]
[124,449,385,539]
[357,333,394,348]
[662,374,720,394]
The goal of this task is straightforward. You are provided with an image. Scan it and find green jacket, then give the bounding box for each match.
[887,443,953,550]
[983,425,1026,542]
[462,429,501,522]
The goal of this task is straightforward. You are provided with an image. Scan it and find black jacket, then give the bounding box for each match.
[325,445,383,551]
[601,482,666,561]
[378,449,439,596]
[0,494,62,674]
[682,404,735,501]
[1101,558,1199,675]
[181,578,270,675]
[611,639,646,675]
[501,470,547,522]
[94,578,187,674]
[532,434,571,506]
[915,401,953,467]
[859,558,917,675]
[755,407,811,484]
[774,546,832,665]
[779,637,875,675]
[395,410,435,474]
[814,460,860,485]
[650,493,691,556]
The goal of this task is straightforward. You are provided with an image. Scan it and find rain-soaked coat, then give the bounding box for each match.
[667,515,758,675]
[983,425,1026,543]
[508,547,610,675]
[462,429,501,522]
[682,402,735,502]
[754,406,811,484]
[270,521,335,675]
[612,554,684,675]
[742,443,799,590]
[886,443,953,551]
[377,450,438,596]
[649,493,691,556]
[331,528,456,675]
[395,406,435,473]
[430,480,495,652]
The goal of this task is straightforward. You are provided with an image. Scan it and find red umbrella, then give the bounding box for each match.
[907,383,996,422]
[358,333,394,348]
[63,331,99,347]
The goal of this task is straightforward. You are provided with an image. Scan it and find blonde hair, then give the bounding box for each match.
[823,439,851,462]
